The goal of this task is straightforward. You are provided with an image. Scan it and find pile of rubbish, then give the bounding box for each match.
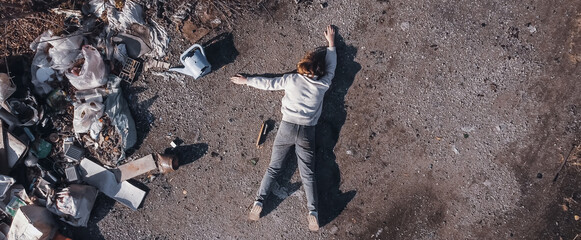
[0,0,194,239]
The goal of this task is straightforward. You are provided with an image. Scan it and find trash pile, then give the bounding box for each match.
[0,0,191,239]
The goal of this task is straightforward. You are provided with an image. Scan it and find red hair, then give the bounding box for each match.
[297,48,326,78]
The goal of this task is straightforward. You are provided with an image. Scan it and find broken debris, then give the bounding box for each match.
[114,154,157,182]
[78,158,145,210]
[46,184,98,227]
[169,44,212,79]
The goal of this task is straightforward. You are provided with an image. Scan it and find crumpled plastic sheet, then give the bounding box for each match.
[73,101,104,134]
[88,0,169,58]
[47,33,84,71]
[65,45,108,90]
[29,30,85,95]
[29,31,56,95]
[46,184,98,227]
[7,205,57,240]
[0,175,15,201]
[105,76,137,153]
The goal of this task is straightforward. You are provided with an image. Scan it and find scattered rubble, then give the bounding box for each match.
[0,0,229,238]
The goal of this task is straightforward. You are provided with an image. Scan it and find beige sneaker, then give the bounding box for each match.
[307,211,319,232]
[248,201,262,221]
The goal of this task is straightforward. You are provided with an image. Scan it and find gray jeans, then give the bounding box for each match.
[255,121,318,212]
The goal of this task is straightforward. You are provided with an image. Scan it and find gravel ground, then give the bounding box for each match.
[3,0,581,239]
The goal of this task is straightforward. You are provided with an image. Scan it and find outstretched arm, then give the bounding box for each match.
[230,74,248,85]
[230,74,287,90]
[325,25,335,48]
[319,25,337,85]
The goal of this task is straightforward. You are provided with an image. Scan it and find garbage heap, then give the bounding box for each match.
[0,0,180,239]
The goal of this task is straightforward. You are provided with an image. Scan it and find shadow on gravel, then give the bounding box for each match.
[204,32,239,70]
[316,28,360,227]
[67,194,115,240]
[261,151,302,217]
[123,87,158,156]
[164,143,209,167]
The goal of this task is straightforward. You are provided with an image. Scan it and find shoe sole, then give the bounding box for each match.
[307,215,319,232]
[248,205,262,221]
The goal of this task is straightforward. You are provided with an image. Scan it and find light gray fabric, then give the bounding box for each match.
[246,47,337,126]
[105,76,137,156]
[255,121,318,212]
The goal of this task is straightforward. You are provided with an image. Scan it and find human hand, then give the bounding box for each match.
[230,74,248,84]
[325,25,335,47]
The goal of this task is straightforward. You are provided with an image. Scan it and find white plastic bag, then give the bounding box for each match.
[48,33,83,71]
[73,101,104,133]
[30,31,55,95]
[65,45,107,90]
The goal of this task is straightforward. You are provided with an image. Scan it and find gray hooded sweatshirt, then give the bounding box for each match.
[246,47,337,126]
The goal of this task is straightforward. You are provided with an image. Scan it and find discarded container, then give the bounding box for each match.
[169,44,211,79]
[7,205,57,240]
[115,33,152,58]
[118,58,140,83]
[33,140,52,159]
[0,175,15,199]
[64,144,84,162]
[114,154,157,182]
[64,166,79,182]
[46,90,68,109]
[155,153,178,173]
[5,196,26,217]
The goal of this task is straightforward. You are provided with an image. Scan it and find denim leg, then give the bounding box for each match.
[256,121,295,202]
[295,125,318,212]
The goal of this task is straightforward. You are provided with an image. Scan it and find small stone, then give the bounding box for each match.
[250,157,259,165]
[320,2,328,8]
[330,224,339,234]
[576,215,580,221]
[346,150,353,155]
[400,22,410,31]
[573,192,581,201]
[483,180,492,187]
[183,190,187,195]
[536,173,542,179]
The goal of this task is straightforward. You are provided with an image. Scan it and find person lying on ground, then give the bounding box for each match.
[230,24,337,232]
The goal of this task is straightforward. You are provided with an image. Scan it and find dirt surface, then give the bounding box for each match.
[3,0,581,239]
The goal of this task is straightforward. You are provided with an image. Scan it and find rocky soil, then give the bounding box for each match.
[2,0,581,239]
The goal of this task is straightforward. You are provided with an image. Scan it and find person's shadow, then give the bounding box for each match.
[315,27,360,227]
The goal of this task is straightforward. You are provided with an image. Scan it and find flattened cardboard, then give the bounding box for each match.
[7,205,57,240]
[78,158,145,210]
